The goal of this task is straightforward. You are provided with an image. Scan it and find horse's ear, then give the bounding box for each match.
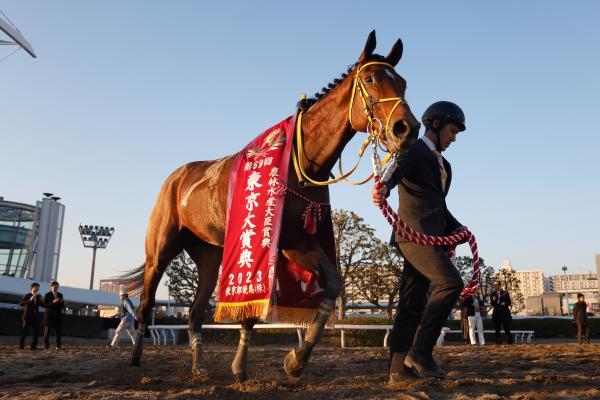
[358,30,377,63]
[386,38,404,66]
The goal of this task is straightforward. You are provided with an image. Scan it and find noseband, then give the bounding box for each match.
[293,61,407,187]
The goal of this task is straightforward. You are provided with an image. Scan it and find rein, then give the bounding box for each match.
[292,61,403,187]
[371,144,480,299]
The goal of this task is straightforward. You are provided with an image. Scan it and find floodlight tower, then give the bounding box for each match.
[79,224,115,289]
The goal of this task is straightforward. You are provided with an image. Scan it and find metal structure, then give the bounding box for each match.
[0,11,36,58]
[79,224,115,290]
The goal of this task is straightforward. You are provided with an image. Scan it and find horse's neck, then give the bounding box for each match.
[300,89,355,177]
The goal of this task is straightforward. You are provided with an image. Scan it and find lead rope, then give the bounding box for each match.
[371,144,480,299]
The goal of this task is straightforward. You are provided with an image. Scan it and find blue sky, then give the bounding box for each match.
[2,1,599,299]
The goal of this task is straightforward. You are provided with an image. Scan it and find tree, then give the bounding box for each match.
[331,209,378,319]
[493,268,525,315]
[349,239,403,319]
[165,251,198,306]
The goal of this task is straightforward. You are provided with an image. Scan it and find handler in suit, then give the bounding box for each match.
[372,101,468,381]
[43,281,64,349]
[19,282,43,350]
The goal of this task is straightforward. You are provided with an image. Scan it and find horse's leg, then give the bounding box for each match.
[231,318,257,383]
[184,235,222,376]
[131,211,183,366]
[281,246,342,378]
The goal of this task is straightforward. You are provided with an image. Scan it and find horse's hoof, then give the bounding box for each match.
[192,367,208,376]
[234,371,248,383]
[283,349,305,378]
[130,357,140,367]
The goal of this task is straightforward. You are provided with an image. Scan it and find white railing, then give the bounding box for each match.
[147,324,534,348]
[147,323,393,348]
[436,327,534,346]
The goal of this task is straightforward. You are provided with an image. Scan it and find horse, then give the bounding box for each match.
[124,30,420,382]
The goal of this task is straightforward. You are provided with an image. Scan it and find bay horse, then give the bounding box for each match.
[124,30,420,382]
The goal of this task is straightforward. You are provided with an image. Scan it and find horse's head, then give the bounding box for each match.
[349,30,420,156]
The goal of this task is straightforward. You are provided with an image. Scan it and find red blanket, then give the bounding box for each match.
[214,116,328,323]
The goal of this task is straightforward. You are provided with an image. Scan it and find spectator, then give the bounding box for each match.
[43,281,64,350]
[463,293,485,346]
[19,282,43,350]
[573,293,590,344]
[490,280,512,344]
[110,287,137,347]
[459,299,470,345]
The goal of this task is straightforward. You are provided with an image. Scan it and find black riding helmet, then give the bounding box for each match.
[421,101,466,132]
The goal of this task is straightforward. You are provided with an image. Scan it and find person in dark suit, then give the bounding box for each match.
[490,280,513,344]
[19,282,43,350]
[372,101,467,381]
[43,280,64,350]
[573,293,590,344]
[459,299,470,345]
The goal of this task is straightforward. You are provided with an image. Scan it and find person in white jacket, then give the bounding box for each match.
[110,287,137,347]
[464,293,485,345]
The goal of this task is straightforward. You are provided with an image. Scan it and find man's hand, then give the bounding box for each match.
[371,185,387,206]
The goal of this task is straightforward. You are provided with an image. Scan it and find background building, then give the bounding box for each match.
[0,198,36,278]
[514,269,552,298]
[549,270,599,314]
[511,260,599,316]
[0,194,64,282]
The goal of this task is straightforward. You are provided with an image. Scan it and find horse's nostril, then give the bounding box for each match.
[392,121,408,137]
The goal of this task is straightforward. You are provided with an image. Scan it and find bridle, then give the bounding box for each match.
[292,61,408,187]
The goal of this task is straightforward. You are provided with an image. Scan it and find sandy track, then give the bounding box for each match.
[1,340,599,399]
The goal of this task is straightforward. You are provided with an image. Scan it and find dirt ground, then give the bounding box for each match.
[1,336,599,400]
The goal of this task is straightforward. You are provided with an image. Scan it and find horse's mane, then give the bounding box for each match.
[296,54,386,112]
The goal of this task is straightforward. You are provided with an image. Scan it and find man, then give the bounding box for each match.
[19,282,43,350]
[463,293,485,345]
[459,299,470,345]
[43,281,64,350]
[490,280,512,344]
[110,287,137,347]
[372,101,467,381]
[573,293,590,344]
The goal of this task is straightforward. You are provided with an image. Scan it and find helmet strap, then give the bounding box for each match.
[431,117,445,152]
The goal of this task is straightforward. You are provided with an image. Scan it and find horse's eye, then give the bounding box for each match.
[364,75,374,84]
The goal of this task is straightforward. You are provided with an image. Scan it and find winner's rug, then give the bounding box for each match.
[214,116,329,323]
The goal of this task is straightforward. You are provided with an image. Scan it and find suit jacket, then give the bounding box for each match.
[385,139,462,244]
[19,292,43,322]
[43,291,64,324]
[490,289,512,321]
[573,301,588,324]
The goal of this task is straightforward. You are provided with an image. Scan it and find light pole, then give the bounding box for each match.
[562,265,568,315]
[79,224,115,289]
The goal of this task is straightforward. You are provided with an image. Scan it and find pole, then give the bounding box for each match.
[89,245,97,290]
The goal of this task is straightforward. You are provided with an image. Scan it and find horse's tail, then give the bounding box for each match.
[119,263,146,290]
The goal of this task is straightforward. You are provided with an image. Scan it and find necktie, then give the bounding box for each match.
[433,151,447,190]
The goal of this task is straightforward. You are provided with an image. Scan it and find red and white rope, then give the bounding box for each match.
[371,149,479,299]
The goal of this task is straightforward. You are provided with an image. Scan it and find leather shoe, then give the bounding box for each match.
[389,352,418,385]
[404,351,445,379]
[389,369,418,385]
